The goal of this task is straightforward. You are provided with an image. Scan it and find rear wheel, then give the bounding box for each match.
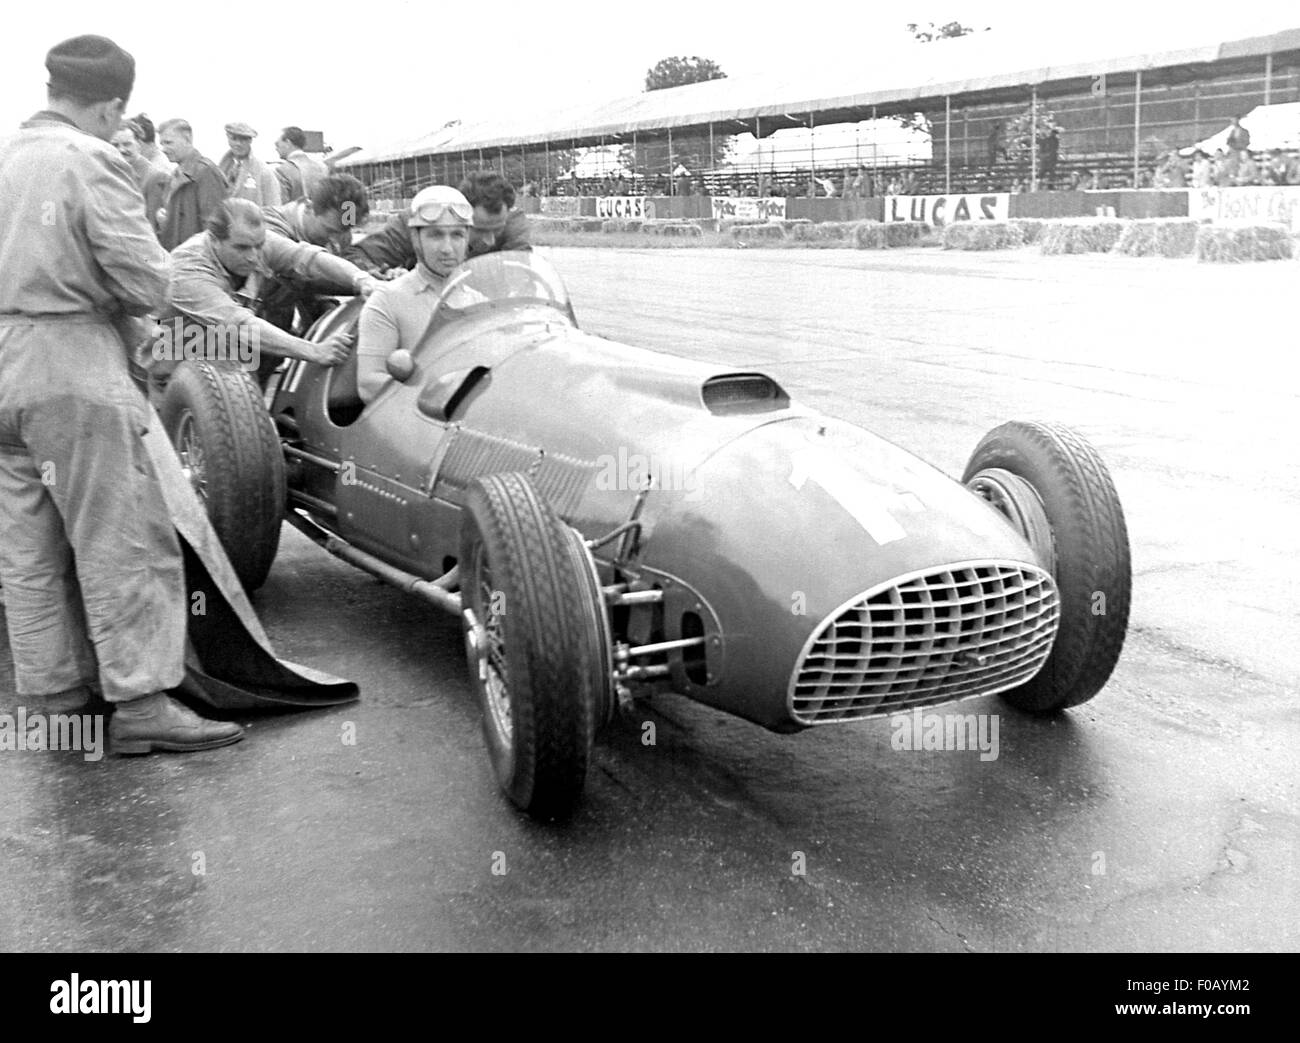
[160,361,286,591]
[460,472,609,819]
[963,421,1130,713]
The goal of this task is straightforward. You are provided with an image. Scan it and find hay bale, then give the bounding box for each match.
[817,221,858,241]
[1113,218,1199,258]
[854,221,928,249]
[691,218,720,233]
[569,218,606,233]
[1039,219,1126,255]
[719,217,768,232]
[645,220,702,237]
[854,222,887,249]
[941,221,1025,251]
[530,218,569,234]
[791,220,856,242]
[884,221,928,247]
[1009,218,1047,245]
[731,222,787,243]
[1195,224,1294,263]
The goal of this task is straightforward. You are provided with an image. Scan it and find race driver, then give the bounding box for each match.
[346,170,527,275]
[355,185,473,405]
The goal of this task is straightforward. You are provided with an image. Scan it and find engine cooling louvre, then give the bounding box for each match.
[788,560,1060,724]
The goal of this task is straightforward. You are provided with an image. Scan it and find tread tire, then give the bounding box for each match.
[963,421,1130,713]
[160,361,286,591]
[460,472,601,819]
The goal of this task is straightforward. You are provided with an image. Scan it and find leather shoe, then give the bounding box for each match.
[110,693,244,754]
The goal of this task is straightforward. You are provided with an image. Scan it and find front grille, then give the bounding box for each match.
[789,561,1059,724]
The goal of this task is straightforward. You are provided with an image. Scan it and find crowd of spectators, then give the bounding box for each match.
[109,114,346,249]
[376,116,1300,206]
[1153,146,1300,188]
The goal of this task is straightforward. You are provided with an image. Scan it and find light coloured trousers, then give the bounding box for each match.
[0,317,186,701]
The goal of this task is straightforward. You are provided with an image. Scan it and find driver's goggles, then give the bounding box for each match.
[411,199,474,224]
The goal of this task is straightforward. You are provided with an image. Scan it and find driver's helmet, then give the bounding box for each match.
[407,186,473,228]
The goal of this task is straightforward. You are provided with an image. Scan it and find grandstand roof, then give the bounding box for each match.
[339,26,1300,166]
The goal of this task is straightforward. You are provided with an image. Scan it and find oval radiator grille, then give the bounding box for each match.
[789,561,1060,724]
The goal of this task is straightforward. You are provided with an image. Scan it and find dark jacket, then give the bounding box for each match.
[158,151,227,251]
[345,208,531,273]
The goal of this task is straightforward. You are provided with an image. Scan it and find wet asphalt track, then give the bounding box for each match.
[2,245,1296,952]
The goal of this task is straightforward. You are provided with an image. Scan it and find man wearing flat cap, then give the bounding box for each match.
[220,121,281,207]
[0,35,243,753]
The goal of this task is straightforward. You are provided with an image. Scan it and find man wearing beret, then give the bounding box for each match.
[220,121,281,207]
[0,35,243,753]
[156,118,228,251]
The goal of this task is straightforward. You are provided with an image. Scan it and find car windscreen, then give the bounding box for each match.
[432,252,572,322]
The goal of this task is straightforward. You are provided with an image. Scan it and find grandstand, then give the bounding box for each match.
[339,26,1300,203]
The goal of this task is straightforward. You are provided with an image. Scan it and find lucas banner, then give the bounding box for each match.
[596,196,651,219]
[1186,186,1300,232]
[884,193,1010,226]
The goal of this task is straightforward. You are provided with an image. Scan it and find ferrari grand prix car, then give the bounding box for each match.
[161,251,1131,819]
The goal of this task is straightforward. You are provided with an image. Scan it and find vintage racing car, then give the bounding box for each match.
[160,251,1131,819]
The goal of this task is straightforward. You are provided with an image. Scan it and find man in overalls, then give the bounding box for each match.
[0,34,243,753]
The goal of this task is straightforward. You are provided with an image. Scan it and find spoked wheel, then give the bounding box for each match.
[460,472,611,819]
[174,411,210,504]
[964,420,1131,713]
[160,361,286,591]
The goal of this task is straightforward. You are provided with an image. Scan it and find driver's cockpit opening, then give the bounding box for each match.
[324,251,575,427]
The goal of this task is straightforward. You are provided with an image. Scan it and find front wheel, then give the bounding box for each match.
[460,472,609,819]
[160,361,286,591]
[964,421,1131,713]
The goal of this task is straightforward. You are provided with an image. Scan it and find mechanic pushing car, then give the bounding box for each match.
[259,173,374,334]
[345,170,528,275]
[355,185,474,405]
[157,197,378,390]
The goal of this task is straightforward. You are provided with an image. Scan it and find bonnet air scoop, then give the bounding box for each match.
[701,373,790,415]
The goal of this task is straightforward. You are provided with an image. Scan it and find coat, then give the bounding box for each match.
[276,149,329,202]
[220,150,282,206]
[158,150,228,250]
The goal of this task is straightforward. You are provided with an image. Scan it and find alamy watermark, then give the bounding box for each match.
[890,708,1000,762]
[50,974,150,1022]
[594,447,702,501]
[0,707,104,762]
[152,317,259,370]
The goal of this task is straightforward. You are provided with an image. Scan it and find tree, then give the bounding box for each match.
[893,23,988,135]
[1004,100,1065,183]
[640,57,730,174]
[906,20,984,42]
[644,56,726,92]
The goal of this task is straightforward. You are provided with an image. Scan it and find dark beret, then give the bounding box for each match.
[46,35,135,103]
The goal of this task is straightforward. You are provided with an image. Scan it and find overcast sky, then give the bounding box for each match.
[5,2,1297,162]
